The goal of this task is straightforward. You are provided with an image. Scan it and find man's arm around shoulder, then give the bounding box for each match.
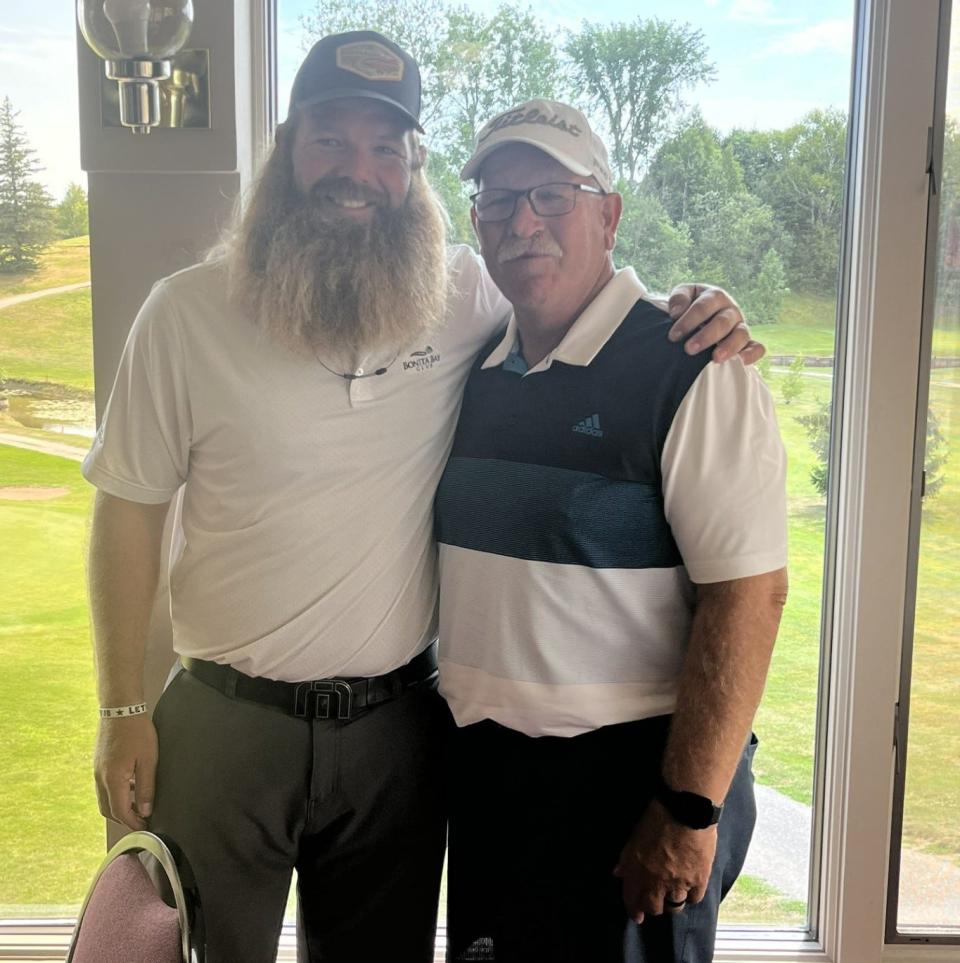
[89,490,171,830]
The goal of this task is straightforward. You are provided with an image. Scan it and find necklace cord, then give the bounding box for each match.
[316,351,400,380]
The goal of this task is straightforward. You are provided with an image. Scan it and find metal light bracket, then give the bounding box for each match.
[100,49,210,131]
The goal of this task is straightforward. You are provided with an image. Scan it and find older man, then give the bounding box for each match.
[85,34,759,963]
[436,100,789,963]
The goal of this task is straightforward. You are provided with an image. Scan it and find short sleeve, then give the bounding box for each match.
[661,361,788,584]
[475,251,510,325]
[81,280,192,504]
[446,244,510,339]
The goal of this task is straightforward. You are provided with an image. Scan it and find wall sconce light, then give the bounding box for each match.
[77,1,195,134]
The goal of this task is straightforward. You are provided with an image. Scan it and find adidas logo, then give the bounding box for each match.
[572,413,603,437]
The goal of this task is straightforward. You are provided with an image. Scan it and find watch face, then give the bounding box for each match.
[680,791,720,828]
[658,784,723,829]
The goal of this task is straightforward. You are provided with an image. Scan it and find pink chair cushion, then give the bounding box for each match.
[72,853,182,963]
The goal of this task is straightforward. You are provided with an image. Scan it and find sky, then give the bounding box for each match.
[3,0,860,198]
[278,0,857,145]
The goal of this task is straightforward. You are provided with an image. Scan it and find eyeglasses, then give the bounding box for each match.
[469,182,606,222]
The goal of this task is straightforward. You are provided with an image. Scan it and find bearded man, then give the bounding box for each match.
[84,31,761,963]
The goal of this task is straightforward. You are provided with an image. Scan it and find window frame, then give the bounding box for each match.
[1,1,956,959]
[884,0,960,946]
[812,0,950,959]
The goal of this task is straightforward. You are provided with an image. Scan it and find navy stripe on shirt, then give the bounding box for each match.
[436,456,682,569]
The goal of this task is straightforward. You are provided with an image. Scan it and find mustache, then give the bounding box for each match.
[308,177,389,208]
[497,233,563,263]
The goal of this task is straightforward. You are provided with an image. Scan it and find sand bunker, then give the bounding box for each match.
[0,487,70,501]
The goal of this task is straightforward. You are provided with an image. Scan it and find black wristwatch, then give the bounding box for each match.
[653,774,724,830]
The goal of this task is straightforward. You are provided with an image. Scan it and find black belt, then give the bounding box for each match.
[180,643,438,721]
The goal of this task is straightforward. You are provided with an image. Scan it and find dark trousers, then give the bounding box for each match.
[150,668,450,963]
[446,715,758,963]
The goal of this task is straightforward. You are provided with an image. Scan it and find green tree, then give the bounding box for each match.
[797,400,830,495]
[725,127,782,198]
[645,115,790,312]
[614,184,690,292]
[743,247,788,324]
[688,190,786,294]
[426,150,474,247]
[565,18,715,183]
[923,406,949,499]
[780,354,805,406]
[0,97,54,273]
[728,109,846,293]
[646,111,743,225]
[799,402,949,499]
[438,4,563,169]
[56,182,88,239]
[934,119,960,316]
[756,354,772,383]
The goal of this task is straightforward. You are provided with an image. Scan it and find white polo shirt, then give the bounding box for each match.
[436,268,788,736]
[82,245,508,681]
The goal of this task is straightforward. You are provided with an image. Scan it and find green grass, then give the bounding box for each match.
[2,258,959,919]
[0,237,91,299]
[758,291,960,358]
[750,368,834,807]
[0,446,102,911]
[899,377,960,863]
[761,292,838,357]
[933,328,960,355]
[0,288,94,390]
[720,875,807,926]
[752,362,960,871]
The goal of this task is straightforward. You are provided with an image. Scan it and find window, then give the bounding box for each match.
[0,0,99,925]
[889,0,960,942]
[3,2,957,960]
[277,0,857,935]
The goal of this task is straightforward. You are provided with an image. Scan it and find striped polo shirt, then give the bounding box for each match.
[435,268,787,737]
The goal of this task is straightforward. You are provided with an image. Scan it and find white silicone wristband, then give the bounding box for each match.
[99,702,147,719]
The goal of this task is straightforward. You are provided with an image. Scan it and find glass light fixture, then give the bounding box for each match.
[78,1,195,134]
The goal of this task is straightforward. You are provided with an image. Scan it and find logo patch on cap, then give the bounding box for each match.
[336,41,405,82]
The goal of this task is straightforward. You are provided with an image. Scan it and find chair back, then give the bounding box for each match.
[67,831,203,963]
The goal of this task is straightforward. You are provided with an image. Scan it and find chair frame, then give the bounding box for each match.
[66,830,203,963]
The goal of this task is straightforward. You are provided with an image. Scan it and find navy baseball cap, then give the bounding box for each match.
[287,30,423,132]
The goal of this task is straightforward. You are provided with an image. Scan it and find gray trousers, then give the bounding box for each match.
[150,668,449,963]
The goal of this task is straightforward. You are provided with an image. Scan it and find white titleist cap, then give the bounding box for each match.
[460,98,613,192]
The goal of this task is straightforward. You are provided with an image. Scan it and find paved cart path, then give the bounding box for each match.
[747,783,960,925]
[0,431,87,462]
[0,281,90,311]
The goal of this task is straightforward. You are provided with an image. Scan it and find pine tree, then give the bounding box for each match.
[780,354,806,406]
[0,97,54,272]
[744,247,788,324]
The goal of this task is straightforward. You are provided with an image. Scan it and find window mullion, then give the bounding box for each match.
[819,0,942,959]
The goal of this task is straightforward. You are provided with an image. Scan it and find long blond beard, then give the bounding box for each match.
[223,146,449,362]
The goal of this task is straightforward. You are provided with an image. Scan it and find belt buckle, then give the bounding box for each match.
[294,679,354,720]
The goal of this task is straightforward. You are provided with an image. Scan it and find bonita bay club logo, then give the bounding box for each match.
[403,344,440,372]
